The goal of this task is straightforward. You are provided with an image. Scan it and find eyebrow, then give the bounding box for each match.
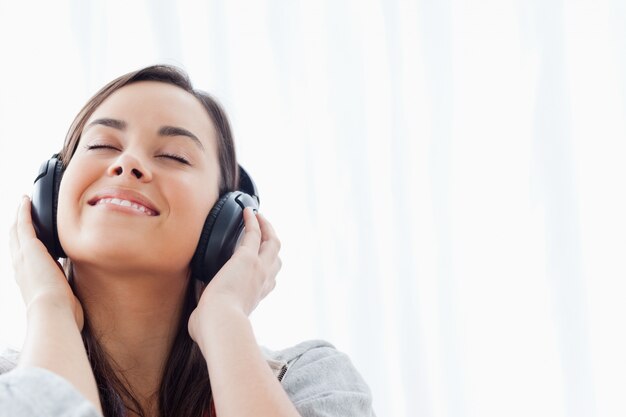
[85,118,205,150]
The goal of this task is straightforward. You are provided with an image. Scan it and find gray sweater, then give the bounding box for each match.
[0,340,375,417]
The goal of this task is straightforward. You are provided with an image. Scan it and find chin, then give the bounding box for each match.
[64,236,193,276]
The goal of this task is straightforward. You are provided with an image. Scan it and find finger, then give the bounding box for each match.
[9,216,20,263]
[10,197,29,261]
[257,211,277,243]
[238,207,262,251]
[257,213,281,262]
[262,257,281,296]
[269,256,282,278]
[16,195,37,241]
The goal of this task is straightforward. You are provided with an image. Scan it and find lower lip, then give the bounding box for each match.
[91,202,157,217]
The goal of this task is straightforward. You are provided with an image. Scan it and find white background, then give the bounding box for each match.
[1,1,625,416]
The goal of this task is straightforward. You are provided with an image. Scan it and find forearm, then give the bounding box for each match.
[18,297,103,415]
[196,304,300,417]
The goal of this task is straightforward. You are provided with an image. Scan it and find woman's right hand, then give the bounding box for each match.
[8,195,84,330]
[9,195,102,414]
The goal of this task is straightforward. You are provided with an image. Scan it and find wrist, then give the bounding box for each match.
[190,300,249,354]
[26,292,78,328]
[18,292,102,415]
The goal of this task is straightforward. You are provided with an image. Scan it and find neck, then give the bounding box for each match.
[71,262,191,402]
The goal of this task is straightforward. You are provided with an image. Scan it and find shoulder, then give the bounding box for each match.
[0,345,20,375]
[262,340,376,417]
[262,339,336,365]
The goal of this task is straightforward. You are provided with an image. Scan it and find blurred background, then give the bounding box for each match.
[1,1,625,416]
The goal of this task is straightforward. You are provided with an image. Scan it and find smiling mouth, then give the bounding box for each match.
[89,198,159,216]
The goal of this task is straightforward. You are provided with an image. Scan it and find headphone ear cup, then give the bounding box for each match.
[190,191,259,283]
[31,156,66,259]
[191,193,231,283]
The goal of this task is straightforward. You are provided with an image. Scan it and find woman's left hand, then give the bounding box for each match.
[187,209,302,417]
[188,207,282,341]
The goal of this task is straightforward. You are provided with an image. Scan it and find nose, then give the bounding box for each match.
[107,152,152,182]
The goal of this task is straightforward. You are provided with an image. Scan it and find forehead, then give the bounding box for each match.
[84,81,218,150]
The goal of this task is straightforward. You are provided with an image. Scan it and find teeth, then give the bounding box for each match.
[95,198,155,216]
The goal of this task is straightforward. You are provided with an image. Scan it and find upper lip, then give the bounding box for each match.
[88,188,160,215]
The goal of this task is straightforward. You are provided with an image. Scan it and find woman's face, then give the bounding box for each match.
[57,81,221,277]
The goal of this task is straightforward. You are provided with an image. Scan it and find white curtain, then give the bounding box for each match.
[1,1,624,416]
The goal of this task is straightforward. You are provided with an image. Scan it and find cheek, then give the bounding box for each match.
[56,164,89,250]
[165,178,218,245]
[57,165,81,223]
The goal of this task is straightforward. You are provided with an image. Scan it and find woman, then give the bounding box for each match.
[1,65,375,417]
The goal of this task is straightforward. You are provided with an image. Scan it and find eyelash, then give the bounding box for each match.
[84,144,191,166]
[85,144,117,151]
[158,152,191,165]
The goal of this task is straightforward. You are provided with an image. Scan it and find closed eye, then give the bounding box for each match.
[158,153,191,165]
[84,143,119,151]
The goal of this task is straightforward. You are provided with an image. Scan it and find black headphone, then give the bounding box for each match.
[31,154,260,284]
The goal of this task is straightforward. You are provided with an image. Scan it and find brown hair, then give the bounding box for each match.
[61,65,239,417]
